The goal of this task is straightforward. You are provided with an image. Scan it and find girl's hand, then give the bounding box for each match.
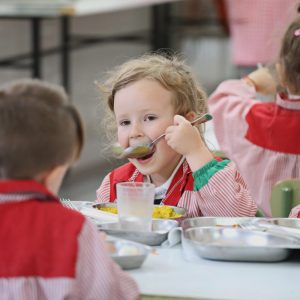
[245,67,277,95]
[165,115,203,156]
[165,115,213,171]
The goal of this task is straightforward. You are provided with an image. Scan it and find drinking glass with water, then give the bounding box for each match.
[116,182,155,232]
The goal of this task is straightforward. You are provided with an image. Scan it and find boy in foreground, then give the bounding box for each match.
[0,79,139,300]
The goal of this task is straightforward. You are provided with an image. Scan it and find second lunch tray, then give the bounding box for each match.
[181,217,300,262]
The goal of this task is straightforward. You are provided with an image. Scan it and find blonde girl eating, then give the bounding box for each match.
[96,53,257,218]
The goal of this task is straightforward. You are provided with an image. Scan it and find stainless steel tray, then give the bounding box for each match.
[268,218,300,229]
[182,227,293,262]
[93,202,186,222]
[108,237,151,270]
[181,217,257,229]
[97,219,178,246]
[182,217,300,230]
[181,217,300,262]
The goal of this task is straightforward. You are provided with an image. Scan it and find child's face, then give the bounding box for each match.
[114,79,182,184]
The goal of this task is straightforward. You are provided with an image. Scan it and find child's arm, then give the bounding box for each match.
[76,220,139,299]
[244,66,277,95]
[165,115,214,171]
[193,160,257,217]
[208,79,260,161]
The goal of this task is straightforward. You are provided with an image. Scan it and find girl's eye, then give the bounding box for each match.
[119,120,130,126]
[144,115,157,122]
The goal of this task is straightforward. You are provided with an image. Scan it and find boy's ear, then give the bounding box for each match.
[36,165,69,194]
[184,111,197,122]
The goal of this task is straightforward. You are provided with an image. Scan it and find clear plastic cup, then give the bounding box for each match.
[116,182,155,232]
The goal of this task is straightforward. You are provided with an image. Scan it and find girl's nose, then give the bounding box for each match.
[129,122,144,139]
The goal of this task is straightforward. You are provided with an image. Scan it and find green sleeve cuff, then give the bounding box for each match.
[193,159,230,191]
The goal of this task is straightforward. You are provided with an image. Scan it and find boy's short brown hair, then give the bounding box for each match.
[0,79,84,179]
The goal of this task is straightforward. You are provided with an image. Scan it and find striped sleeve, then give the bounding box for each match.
[96,174,111,203]
[193,159,230,190]
[76,219,139,300]
[208,80,258,158]
[289,205,300,218]
[194,161,257,217]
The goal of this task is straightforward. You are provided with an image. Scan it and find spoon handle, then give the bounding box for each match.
[150,113,212,146]
[190,113,213,126]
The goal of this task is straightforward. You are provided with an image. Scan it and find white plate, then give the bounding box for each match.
[71,201,118,224]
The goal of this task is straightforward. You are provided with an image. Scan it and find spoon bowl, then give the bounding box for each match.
[112,143,153,159]
[112,113,212,159]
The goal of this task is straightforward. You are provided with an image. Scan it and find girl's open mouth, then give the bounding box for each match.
[137,150,155,161]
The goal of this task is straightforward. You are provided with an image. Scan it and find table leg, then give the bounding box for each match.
[151,3,172,52]
[61,16,70,94]
[31,17,42,78]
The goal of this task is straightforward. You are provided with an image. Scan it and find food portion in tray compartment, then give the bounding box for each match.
[108,242,140,256]
[96,203,184,219]
[153,206,182,218]
[107,238,151,269]
[215,224,241,228]
[98,206,118,214]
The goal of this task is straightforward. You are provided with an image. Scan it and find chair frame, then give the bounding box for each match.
[270,178,300,217]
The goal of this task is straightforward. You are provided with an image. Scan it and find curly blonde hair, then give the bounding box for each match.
[98,53,208,147]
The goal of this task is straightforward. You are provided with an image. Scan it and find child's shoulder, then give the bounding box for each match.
[110,162,138,182]
[112,162,136,174]
[42,201,85,224]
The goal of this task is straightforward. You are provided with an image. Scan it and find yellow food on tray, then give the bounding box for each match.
[152,206,181,218]
[97,205,182,218]
[99,207,118,214]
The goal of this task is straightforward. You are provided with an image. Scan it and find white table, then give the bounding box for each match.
[0,0,181,93]
[0,0,180,17]
[129,245,300,300]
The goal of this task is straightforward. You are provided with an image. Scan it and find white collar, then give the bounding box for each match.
[288,93,300,99]
[147,156,185,200]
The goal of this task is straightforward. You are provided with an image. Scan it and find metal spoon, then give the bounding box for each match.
[112,113,213,159]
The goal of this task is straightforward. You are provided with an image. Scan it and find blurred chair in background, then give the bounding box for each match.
[270,179,300,218]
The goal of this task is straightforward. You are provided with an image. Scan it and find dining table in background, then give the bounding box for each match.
[0,0,182,94]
